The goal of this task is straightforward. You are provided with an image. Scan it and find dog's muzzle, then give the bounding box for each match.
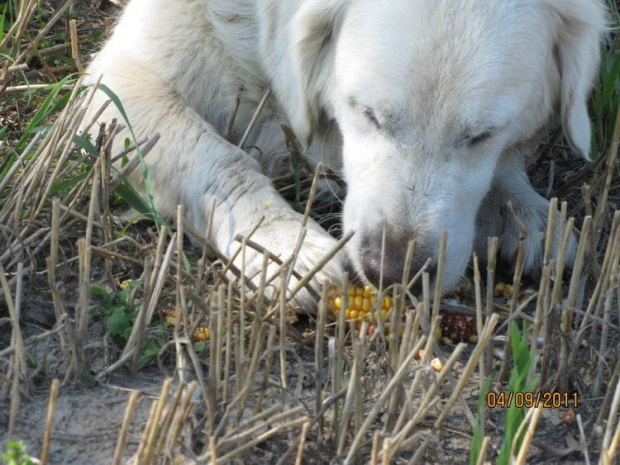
[358,229,436,293]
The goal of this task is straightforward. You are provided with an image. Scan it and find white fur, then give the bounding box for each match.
[84,0,606,304]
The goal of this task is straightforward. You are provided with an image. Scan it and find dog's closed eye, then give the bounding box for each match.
[362,106,382,129]
[348,96,383,129]
[462,129,495,148]
[468,131,492,146]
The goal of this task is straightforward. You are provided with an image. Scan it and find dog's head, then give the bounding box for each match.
[265,0,606,293]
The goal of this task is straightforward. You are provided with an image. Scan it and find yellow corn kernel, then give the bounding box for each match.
[494,282,514,297]
[430,358,443,371]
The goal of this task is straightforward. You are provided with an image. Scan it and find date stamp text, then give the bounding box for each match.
[486,391,578,409]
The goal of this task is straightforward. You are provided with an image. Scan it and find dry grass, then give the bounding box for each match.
[1,1,619,463]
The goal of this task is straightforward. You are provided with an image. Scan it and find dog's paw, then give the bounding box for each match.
[475,192,577,274]
[230,211,344,313]
[500,203,577,274]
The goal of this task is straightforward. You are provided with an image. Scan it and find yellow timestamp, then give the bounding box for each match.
[486,391,578,409]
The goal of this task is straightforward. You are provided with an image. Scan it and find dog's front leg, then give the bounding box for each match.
[87,84,343,312]
[180,134,346,311]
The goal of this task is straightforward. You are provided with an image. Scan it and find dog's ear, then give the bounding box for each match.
[261,1,347,147]
[549,0,606,160]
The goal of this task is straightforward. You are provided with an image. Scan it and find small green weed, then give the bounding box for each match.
[496,322,539,464]
[0,441,34,465]
[592,1,620,153]
[469,378,493,465]
[91,280,168,368]
[91,280,142,348]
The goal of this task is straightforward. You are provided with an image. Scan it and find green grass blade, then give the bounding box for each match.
[98,83,162,230]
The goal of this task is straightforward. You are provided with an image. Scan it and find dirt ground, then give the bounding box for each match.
[4,373,159,464]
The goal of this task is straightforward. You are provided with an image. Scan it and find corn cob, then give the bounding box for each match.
[329,285,393,324]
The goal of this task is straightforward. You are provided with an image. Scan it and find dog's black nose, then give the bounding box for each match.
[359,231,435,291]
[361,248,402,288]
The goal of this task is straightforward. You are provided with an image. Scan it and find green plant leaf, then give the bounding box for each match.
[72,134,99,157]
[114,179,153,215]
[106,307,131,337]
[91,285,113,300]
[470,377,493,465]
[49,171,89,196]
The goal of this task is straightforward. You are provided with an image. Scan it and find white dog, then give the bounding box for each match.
[85,0,606,306]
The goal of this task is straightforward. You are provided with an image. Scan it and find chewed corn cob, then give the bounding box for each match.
[192,326,211,341]
[330,285,393,324]
[162,307,211,341]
